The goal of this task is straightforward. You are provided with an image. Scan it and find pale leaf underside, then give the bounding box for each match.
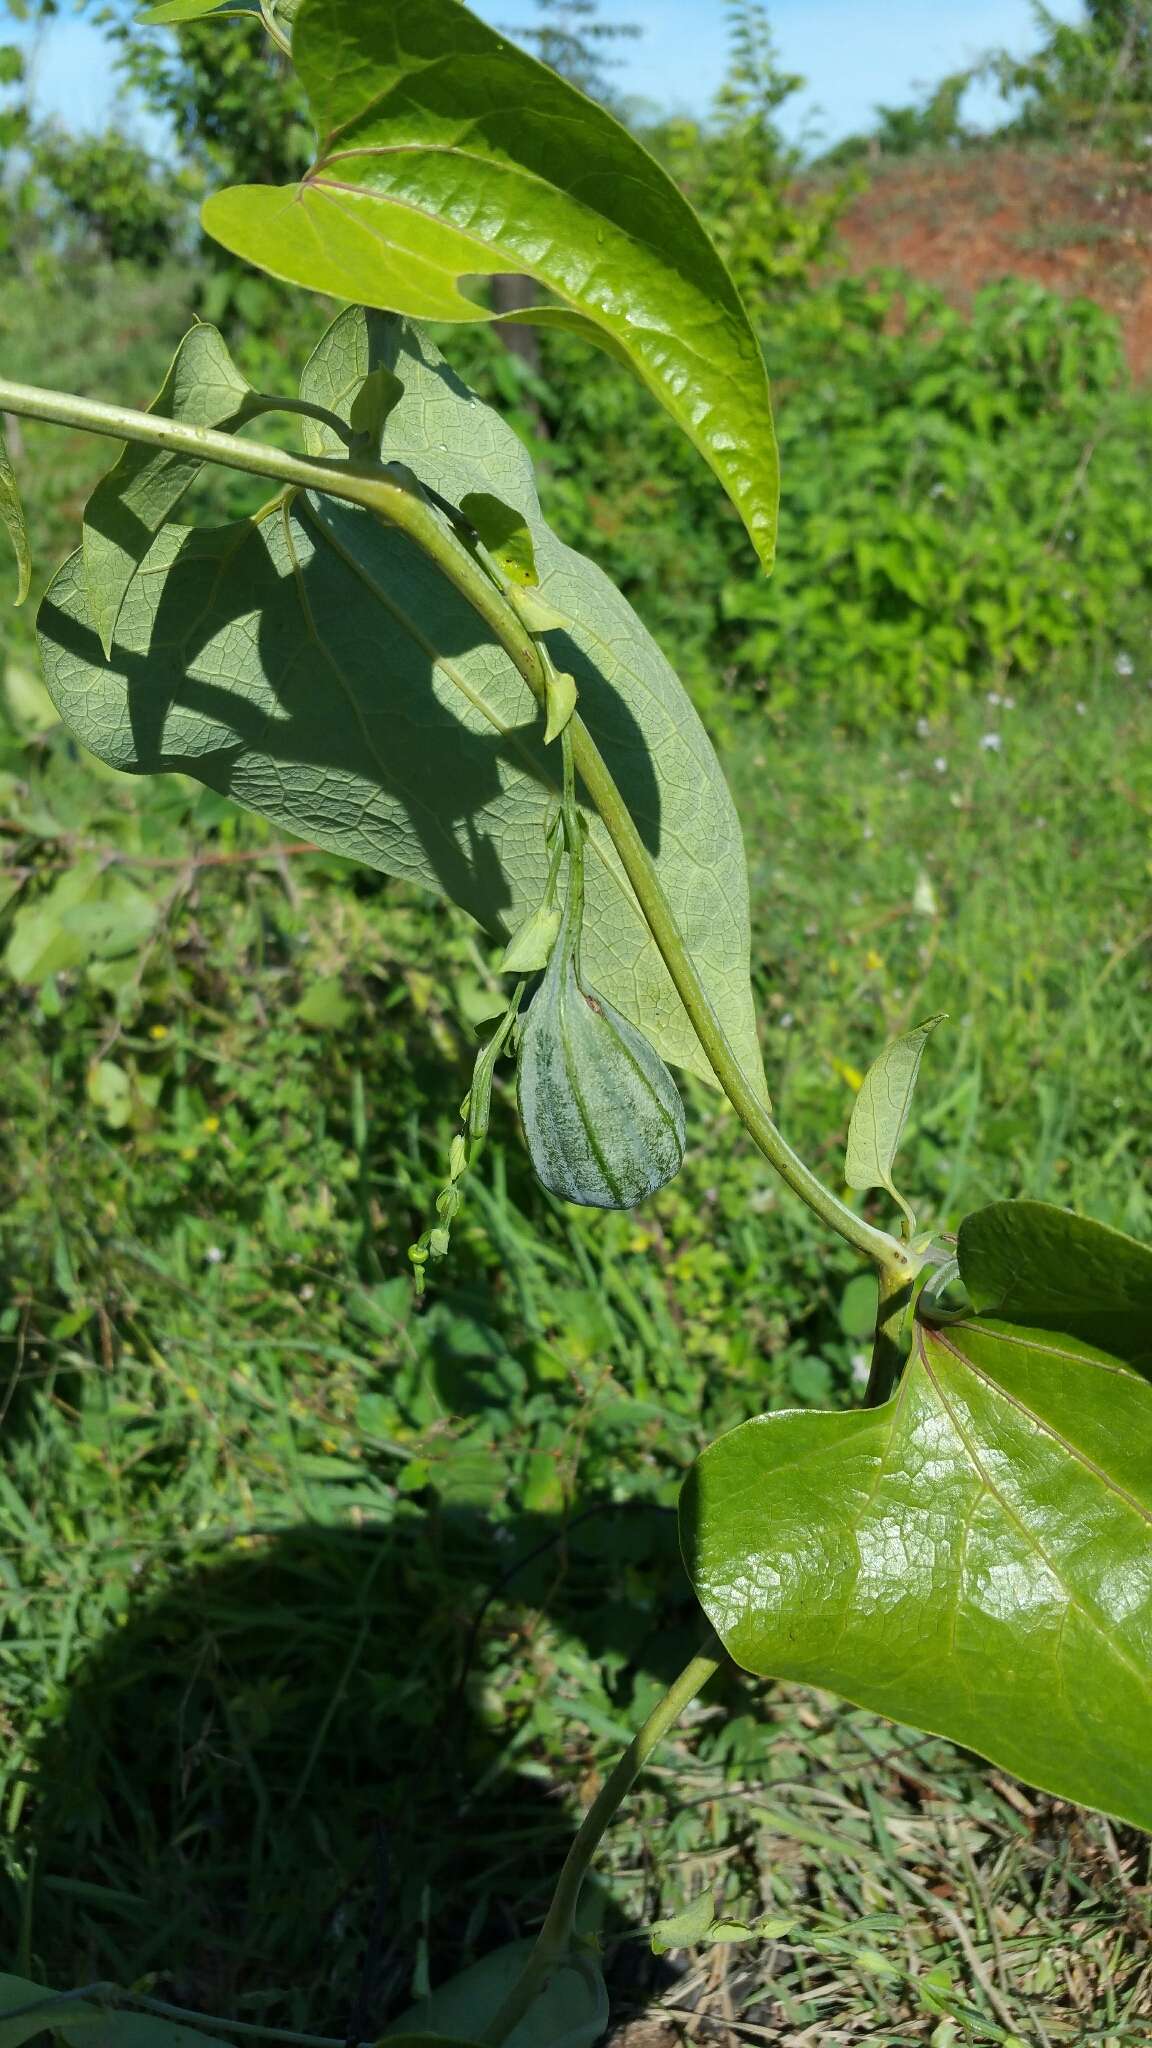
[38,309,766,1095]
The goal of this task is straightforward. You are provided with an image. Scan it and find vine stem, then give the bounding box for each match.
[0,375,907,1279]
[0,1981,360,2045]
[864,1258,916,1407]
[479,1632,726,2045]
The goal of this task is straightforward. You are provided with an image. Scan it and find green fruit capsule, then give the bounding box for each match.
[517,946,686,1209]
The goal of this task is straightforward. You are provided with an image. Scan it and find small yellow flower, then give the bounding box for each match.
[149,1023,169,1041]
[180,1145,197,1161]
[864,948,884,973]
[201,1115,220,1134]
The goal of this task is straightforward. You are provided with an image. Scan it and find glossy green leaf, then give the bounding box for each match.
[138,0,254,22]
[459,491,538,588]
[40,308,766,1094]
[682,1309,1152,1829]
[200,0,778,571]
[844,1012,945,1227]
[517,914,686,1209]
[0,416,30,607]
[388,1939,607,2048]
[959,1200,1152,1375]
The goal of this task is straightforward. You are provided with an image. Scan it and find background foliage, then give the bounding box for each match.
[2,1,1152,2040]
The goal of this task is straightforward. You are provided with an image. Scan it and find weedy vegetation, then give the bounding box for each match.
[0,2,1150,2046]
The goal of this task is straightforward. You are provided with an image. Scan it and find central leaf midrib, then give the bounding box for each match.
[918,1327,1152,1691]
[930,1321,1152,1526]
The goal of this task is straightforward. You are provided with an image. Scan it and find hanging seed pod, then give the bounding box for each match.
[517,932,686,1210]
[517,733,685,1208]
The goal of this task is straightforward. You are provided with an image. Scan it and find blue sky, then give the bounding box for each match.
[13,0,1083,148]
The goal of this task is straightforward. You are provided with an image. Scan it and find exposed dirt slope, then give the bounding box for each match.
[835,147,1152,376]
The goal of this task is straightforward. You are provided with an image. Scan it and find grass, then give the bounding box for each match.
[2,626,1151,2044]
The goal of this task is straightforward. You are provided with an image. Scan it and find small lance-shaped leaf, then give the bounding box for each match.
[459,491,538,588]
[500,903,560,973]
[681,1306,1152,1830]
[0,417,30,607]
[844,1013,945,1229]
[958,1200,1152,1376]
[649,1894,795,1955]
[40,307,767,1095]
[139,0,258,22]
[542,659,578,746]
[200,0,779,572]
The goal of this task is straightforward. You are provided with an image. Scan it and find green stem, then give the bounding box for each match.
[864,1259,915,1407]
[480,1632,725,2045]
[0,1982,356,2046]
[0,374,906,1277]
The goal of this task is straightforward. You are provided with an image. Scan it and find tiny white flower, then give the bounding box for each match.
[1003,694,1016,710]
[850,1350,870,1388]
[980,731,1002,753]
[299,1283,315,1302]
[779,1011,794,1030]
[1075,700,1087,716]
[985,689,1002,706]
[915,716,931,738]
[205,1244,225,1265]
[861,823,875,839]
[1116,651,1134,676]
[933,755,948,774]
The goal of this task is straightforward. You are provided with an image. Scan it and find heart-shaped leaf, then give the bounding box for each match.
[682,1306,1152,1829]
[958,1200,1152,1375]
[0,418,30,607]
[387,1939,607,2048]
[200,0,778,572]
[39,309,766,1094]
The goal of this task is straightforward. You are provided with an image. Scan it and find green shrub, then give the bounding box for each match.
[523,272,1152,724]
